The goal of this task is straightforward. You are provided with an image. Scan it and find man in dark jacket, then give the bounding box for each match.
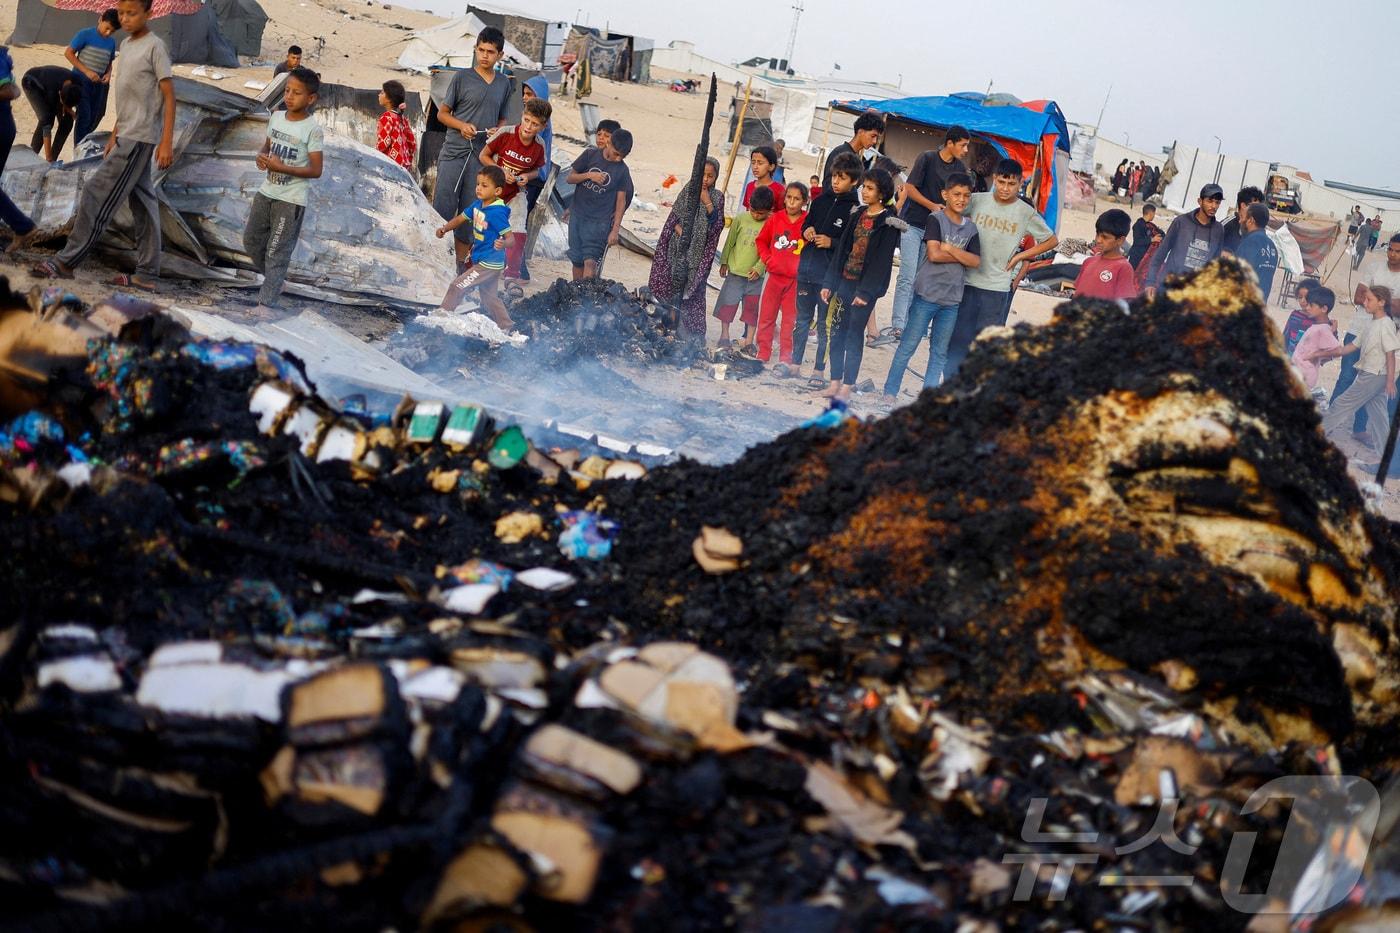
[1220,186,1264,254]
[1146,183,1225,297]
[793,152,861,379]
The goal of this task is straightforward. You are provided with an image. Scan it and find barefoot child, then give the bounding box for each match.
[434,165,514,330]
[243,67,323,315]
[793,153,860,382]
[755,181,808,368]
[821,168,906,402]
[714,185,773,349]
[376,79,416,170]
[32,0,174,290]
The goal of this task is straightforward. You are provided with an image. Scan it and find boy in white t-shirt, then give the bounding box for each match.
[243,67,324,315]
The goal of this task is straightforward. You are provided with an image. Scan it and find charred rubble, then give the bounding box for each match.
[2,262,1400,930]
[390,278,705,384]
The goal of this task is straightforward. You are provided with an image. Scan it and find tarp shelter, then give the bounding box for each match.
[209,0,266,58]
[397,14,539,73]
[563,26,651,84]
[467,4,570,68]
[8,0,245,68]
[834,94,1073,232]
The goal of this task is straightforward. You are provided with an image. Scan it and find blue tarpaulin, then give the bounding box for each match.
[835,95,1072,231]
[837,95,1070,152]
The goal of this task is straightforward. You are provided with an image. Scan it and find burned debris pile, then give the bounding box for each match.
[3,263,1400,929]
[392,278,704,383]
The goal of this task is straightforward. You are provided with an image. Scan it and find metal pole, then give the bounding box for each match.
[816,105,833,178]
[719,77,753,200]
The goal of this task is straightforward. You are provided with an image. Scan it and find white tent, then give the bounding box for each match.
[397,13,538,73]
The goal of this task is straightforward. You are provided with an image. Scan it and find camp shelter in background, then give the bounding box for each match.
[8,0,257,68]
[209,0,266,58]
[466,3,570,68]
[562,26,653,84]
[832,94,1073,232]
[397,13,539,73]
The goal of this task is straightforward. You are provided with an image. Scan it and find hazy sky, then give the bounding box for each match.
[396,0,1400,189]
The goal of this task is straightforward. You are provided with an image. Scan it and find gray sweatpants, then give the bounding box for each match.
[56,137,160,276]
[1323,370,1392,451]
[243,191,305,306]
[433,149,482,244]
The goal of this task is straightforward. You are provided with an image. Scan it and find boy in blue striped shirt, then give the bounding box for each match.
[64,9,119,151]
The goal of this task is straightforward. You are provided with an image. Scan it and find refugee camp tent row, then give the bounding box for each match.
[834,94,1073,231]
[8,0,266,68]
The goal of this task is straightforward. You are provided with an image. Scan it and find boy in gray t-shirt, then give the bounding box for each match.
[33,0,174,290]
[432,28,513,267]
[883,173,981,402]
[243,67,324,315]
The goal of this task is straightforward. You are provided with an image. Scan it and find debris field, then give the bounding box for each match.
[2,261,1399,930]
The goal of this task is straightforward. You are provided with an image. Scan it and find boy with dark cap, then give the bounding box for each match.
[1145,183,1225,298]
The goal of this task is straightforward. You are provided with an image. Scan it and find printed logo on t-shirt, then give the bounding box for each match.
[582,170,613,194]
[774,232,803,254]
[1099,269,1115,283]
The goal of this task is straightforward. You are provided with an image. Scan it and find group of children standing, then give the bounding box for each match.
[714,150,908,400]
[709,134,1072,404]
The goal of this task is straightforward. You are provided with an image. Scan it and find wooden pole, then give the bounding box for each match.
[719,77,753,203]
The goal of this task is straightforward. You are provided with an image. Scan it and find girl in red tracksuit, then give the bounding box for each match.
[754,181,809,367]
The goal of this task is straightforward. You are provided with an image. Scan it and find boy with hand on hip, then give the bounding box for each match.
[881,171,980,403]
[1073,209,1137,301]
[566,127,634,281]
[65,8,119,150]
[243,66,323,316]
[32,0,174,290]
[946,158,1057,376]
[434,164,514,331]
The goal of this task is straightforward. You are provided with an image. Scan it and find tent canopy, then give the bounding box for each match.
[397,14,538,73]
[835,94,1072,230]
[837,95,1071,153]
[8,0,247,67]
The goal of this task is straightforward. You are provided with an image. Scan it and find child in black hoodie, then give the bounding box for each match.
[793,152,861,383]
[820,167,906,401]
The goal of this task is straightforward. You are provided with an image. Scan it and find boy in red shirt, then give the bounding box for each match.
[481,96,551,278]
[1074,208,1138,301]
[755,181,809,367]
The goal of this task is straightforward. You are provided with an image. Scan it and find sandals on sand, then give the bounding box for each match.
[31,258,73,279]
[109,273,158,293]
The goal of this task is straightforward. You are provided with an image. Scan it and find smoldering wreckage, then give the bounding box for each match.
[4,256,1400,931]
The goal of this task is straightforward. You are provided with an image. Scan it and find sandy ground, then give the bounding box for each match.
[2,1,1397,514]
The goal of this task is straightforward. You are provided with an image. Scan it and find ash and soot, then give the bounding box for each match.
[2,261,1399,930]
